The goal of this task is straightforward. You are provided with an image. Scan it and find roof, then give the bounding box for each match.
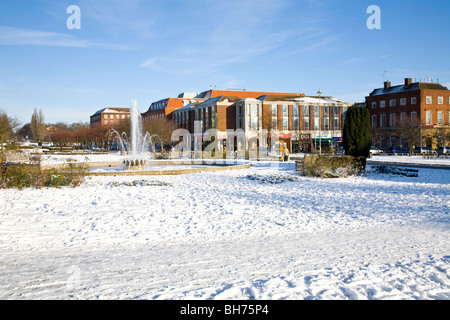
[292,96,348,105]
[238,98,260,103]
[257,95,348,105]
[196,89,304,100]
[174,101,203,112]
[257,94,301,102]
[195,95,242,108]
[91,108,130,116]
[369,82,449,97]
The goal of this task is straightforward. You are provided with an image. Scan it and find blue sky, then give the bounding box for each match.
[0,0,449,124]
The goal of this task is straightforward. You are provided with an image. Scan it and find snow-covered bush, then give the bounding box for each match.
[301,155,365,178]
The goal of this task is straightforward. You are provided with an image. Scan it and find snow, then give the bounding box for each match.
[369,154,450,167]
[0,155,449,300]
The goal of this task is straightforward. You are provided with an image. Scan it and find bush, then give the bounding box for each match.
[0,162,89,189]
[300,155,366,178]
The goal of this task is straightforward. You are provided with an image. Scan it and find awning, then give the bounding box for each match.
[312,138,333,145]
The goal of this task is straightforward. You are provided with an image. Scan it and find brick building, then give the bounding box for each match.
[366,78,450,149]
[141,92,205,124]
[172,90,352,154]
[90,107,131,128]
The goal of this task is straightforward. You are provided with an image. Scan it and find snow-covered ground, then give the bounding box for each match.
[0,156,449,300]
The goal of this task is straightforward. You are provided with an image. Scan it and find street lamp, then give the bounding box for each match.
[317,89,322,155]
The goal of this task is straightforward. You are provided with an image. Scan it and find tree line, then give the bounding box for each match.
[1,108,177,151]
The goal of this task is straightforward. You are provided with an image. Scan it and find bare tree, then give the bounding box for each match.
[261,110,277,151]
[143,118,177,150]
[396,115,422,156]
[30,108,46,142]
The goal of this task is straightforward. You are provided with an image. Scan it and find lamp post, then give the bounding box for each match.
[317,89,322,155]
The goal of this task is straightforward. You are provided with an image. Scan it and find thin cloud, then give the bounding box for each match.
[0,26,134,50]
[139,0,329,75]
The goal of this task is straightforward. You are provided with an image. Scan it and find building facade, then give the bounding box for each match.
[172,91,351,154]
[366,78,450,149]
[236,95,351,153]
[90,108,131,128]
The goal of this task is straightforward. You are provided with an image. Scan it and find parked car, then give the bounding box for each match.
[369,146,383,155]
[387,147,409,154]
[413,146,437,155]
[437,146,450,155]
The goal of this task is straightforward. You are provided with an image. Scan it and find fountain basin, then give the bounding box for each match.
[89,162,251,176]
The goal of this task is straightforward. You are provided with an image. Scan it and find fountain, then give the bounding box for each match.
[109,99,155,170]
[90,99,252,176]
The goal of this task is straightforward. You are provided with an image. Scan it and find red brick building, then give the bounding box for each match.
[90,107,131,128]
[366,78,450,149]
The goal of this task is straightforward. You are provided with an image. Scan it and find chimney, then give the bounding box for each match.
[384,81,391,89]
[405,78,412,86]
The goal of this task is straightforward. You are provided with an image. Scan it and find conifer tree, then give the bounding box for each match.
[343,106,371,158]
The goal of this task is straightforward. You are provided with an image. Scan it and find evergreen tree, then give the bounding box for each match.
[343,106,371,158]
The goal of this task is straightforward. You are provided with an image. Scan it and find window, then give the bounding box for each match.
[425,111,432,125]
[104,114,108,119]
[400,98,406,106]
[389,134,397,148]
[211,106,215,128]
[390,99,396,107]
[437,111,443,125]
[122,115,125,119]
[390,113,396,127]
[248,104,259,130]
[238,105,244,129]
[303,105,310,130]
[270,104,278,130]
[371,115,377,128]
[400,112,406,125]
[116,115,120,119]
[110,115,114,119]
[333,106,340,130]
[411,112,417,123]
[371,102,377,109]
[313,105,320,130]
[342,106,348,127]
[426,96,432,104]
[411,97,417,105]
[438,97,443,105]
[380,114,386,127]
[323,106,330,130]
[380,134,387,149]
[380,101,386,108]
[282,105,288,130]
[292,105,299,130]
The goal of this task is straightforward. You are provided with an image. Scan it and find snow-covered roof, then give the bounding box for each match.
[238,98,260,103]
[288,96,349,105]
[177,92,198,99]
[92,108,130,116]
